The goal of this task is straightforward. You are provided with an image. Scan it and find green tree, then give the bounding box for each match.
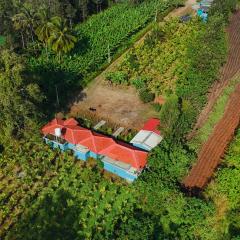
[0,49,43,142]
[12,3,39,47]
[35,10,53,57]
[47,16,77,61]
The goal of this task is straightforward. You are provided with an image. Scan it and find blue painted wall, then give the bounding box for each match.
[44,138,68,151]
[103,161,138,182]
[43,137,140,182]
[74,150,89,161]
[90,151,99,159]
[67,143,75,150]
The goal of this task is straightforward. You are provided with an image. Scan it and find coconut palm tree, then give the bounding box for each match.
[12,3,39,47]
[35,10,53,57]
[47,16,77,61]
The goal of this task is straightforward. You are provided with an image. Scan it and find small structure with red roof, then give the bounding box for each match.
[130,118,163,151]
[41,118,149,181]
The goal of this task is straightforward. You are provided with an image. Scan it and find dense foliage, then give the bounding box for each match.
[30,1,183,82]
[0,0,240,239]
[111,11,227,142]
[1,140,134,240]
[0,0,118,39]
[0,50,43,142]
[206,129,240,238]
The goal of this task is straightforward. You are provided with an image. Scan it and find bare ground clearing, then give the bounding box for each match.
[69,0,196,129]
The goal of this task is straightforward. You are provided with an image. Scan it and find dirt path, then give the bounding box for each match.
[69,0,196,129]
[189,11,240,139]
[183,83,240,189]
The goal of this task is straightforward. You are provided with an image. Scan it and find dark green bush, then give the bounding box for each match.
[139,89,155,103]
[152,103,162,112]
[131,76,149,89]
[144,25,165,47]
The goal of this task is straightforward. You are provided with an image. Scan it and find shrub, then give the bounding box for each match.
[125,52,140,70]
[131,76,149,89]
[105,71,129,85]
[144,25,165,47]
[139,89,155,103]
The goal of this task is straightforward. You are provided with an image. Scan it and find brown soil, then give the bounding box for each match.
[70,83,158,129]
[183,83,240,189]
[189,11,240,139]
[69,0,196,129]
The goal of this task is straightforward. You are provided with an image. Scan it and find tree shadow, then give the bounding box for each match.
[73,33,91,56]
[30,66,87,119]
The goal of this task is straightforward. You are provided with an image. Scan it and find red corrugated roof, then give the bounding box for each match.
[142,118,161,135]
[41,118,148,170]
[41,118,65,135]
[64,118,78,126]
[64,125,92,145]
[100,142,147,169]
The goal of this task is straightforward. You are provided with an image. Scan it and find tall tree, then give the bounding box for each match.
[47,16,77,60]
[0,49,44,141]
[12,3,39,47]
[35,10,53,56]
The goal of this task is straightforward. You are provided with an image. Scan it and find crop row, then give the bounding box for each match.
[29,0,184,85]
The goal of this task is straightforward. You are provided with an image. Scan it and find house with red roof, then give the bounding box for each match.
[41,118,149,181]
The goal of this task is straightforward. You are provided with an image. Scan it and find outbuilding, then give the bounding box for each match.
[130,118,163,151]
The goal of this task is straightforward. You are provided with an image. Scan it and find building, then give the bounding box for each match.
[42,118,149,182]
[130,118,163,151]
[193,0,214,22]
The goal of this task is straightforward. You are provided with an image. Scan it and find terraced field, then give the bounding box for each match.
[184,84,240,189]
[190,10,240,138]
[183,10,240,190]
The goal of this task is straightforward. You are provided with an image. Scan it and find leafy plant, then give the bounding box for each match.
[138,88,155,103]
[105,71,129,85]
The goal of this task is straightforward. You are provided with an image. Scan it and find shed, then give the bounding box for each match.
[130,130,163,151]
[130,118,162,151]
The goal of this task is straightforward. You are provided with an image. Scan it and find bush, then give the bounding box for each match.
[144,25,165,47]
[125,52,140,70]
[139,89,155,103]
[131,76,149,89]
[105,71,129,85]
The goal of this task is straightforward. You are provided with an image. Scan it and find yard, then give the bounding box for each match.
[69,79,158,130]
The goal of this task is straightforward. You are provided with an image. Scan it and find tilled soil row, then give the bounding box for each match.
[189,10,240,139]
[183,84,240,189]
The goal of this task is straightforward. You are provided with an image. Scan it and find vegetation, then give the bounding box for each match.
[114,15,227,111]
[189,74,240,151]
[1,0,183,111]
[206,129,240,238]
[0,0,240,239]
[29,0,184,87]
[0,50,43,142]
[110,11,227,143]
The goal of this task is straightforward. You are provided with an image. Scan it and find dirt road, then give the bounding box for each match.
[69,0,196,129]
